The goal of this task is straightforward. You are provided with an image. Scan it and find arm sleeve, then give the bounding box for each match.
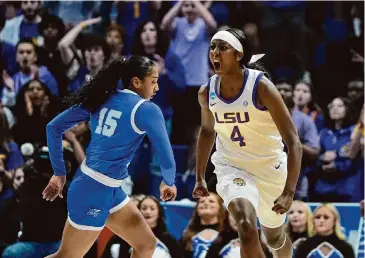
[135,101,176,186]
[47,105,90,176]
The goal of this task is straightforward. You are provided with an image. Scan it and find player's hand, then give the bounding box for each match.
[159,181,177,202]
[272,189,294,215]
[42,175,66,201]
[192,180,209,199]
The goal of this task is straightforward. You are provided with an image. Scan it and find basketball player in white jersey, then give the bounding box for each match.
[192,28,303,258]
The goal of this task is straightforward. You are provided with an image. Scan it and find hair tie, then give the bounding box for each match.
[249,54,265,64]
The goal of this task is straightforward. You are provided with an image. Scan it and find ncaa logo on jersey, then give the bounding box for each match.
[233,178,246,186]
[243,100,248,107]
[210,92,216,100]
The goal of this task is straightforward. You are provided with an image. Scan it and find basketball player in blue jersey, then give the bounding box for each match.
[192,28,303,258]
[42,56,177,258]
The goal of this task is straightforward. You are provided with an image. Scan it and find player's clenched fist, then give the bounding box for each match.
[192,180,210,199]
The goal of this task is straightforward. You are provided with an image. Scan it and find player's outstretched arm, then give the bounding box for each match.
[192,85,216,199]
[257,76,303,214]
[134,101,177,201]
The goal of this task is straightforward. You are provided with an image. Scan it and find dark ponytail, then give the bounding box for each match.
[225,28,271,80]
[64,57,126,113]
[64,55,155,113]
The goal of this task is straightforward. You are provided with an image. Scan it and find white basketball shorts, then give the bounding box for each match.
[212,153,288,228]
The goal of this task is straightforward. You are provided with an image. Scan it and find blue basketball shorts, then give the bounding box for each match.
[67,163,130,231]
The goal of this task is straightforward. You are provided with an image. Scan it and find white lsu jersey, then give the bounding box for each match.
[208,68,286,177]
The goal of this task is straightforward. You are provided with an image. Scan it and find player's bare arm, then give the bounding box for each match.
[192,85,216,198]
[257,76,303,213]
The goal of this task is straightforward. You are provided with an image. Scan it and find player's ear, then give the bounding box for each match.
[236,51,243,62]
[131,77,142,88]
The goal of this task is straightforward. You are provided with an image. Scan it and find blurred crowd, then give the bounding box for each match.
[0,1,363,257]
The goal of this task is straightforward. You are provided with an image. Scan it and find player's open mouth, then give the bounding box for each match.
[213,61,221,71]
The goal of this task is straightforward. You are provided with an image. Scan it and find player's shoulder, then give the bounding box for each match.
[198,75,216,107]
[138,100,163,116]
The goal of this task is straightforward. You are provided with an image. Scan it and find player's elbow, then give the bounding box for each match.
[287,137,303,156]
[200,125,216,136]
[46,121,55,134]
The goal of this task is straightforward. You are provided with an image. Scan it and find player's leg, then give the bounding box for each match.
[46,170,114,258]
[215,163,266,258]
[45,219,100,258]
[261,224,292,258]
[106,200,157,258]
[256,159,292,257]
[228,198,266,258]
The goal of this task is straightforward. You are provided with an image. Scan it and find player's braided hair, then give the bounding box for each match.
[64,55,155,113]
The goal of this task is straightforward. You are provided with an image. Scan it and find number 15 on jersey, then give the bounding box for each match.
[95,107,122,137]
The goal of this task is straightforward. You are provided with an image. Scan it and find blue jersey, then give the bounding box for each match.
[191,229,219,258]
[47,89,176,186]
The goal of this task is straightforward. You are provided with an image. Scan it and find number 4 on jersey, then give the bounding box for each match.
[230,126,246,147]
[95,107,122,137]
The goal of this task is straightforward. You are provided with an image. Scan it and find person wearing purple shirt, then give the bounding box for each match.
[276,79,320,200]
[161,1,217,146]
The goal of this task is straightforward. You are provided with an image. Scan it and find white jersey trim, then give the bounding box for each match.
[80,160,123,187]
[110,196,130,213]
[68,216,104,231]
[117,89,138,95]
[131,99,146,134]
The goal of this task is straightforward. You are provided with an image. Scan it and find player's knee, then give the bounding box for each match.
[265,231,285,249]
[237,218,257,239]
[133,236,157,254]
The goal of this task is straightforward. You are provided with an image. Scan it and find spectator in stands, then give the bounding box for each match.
[347,106,364,202]
[276,79,320,200]
[102,195,182,258]
[206,211,272,258]
[106,1,162,54]
[0,158,23,255]
[293,80,325,132]
[0,14,17,78]
[0,107,24,173]
[312,97,361,202]
[161,0,217,146]
[106,24,125,60]
[181,192,225,258]
[12,79,59,146]
[0,2,21,21]
[37,14,68,98]
[57,17,111,93]
[2,149,70,258]
[260,2,308,68]
[43,1,100,31]
[0,0,42,46]
[286,200,313,251]
[296,203,355,258]
[130,193,146,206]
[0,156,14,205]
[348,105,364,159]
[132,20,186,134]
[1,39,59,107]
[347,76,364,118]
